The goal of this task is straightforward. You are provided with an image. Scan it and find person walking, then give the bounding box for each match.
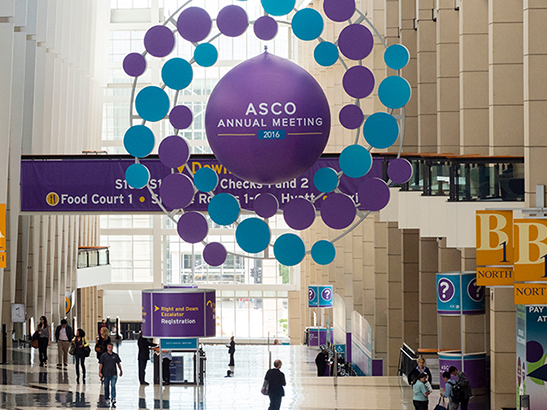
[137,332,156,385]
[412,373,431,410]
[55,319,74,368]
[315,348,329,377]
[449,366,472,410]
[264,359,286,410]
[96,326,111,362]
[227,336,235,366]
[98,343,123,407]
[36,316,50,367]
[73,329,90,384]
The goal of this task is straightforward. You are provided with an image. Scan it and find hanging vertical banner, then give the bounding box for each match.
[476,210,514,266]
[514,219,547,283]
[475,210,514,286]
[516,305,547,409]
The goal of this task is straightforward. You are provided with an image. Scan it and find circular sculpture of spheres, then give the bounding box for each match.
[205,52,331,184]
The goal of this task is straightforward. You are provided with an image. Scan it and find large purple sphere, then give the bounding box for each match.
[205,52,331,184]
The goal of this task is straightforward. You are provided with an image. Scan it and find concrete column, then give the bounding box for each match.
[398,0,418,152]
[419,237,438,348]
[460,248,489,356]
[416,0,437,152]
[459,0,489,155]
[386,222,402,375]
[374,216,388,371]
[436,0,460,153]
[523,0,547,205]
[402,229,419,348]
[490,288,516,409]
[438,238,461,351]
[488,0,523,156]
[363,217,376,330]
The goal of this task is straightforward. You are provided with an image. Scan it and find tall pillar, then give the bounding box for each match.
[363,217,376,330]
[438,238,461,350]
[374,216,388,371]
[399,0,418,152]
[402,229,419,348]
[459,0,489,155]
[488,0,523,156]
[386,222,402,375]
[419,237,438,348]
[523,0,547,205]
[416,0,437,152]
[490,288,516,409]
[436,0,460,153]
[461,248,489,356]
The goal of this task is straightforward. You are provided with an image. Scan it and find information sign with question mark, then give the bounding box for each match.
[308,286,318,307]
[437,278,455,303]
[318,285,333,308]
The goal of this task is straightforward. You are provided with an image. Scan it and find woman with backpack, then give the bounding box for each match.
[442,371,459,410]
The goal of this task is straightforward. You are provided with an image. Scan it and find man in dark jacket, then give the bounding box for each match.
[227,336,235,366]
[264,359,286,410]
[55,319,74,368]
[449,366,472,410]
[137,333,156,385]
[315,348,329,376]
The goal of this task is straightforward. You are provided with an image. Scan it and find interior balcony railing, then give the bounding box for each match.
[77,246,110,269]
[377,153,524,202]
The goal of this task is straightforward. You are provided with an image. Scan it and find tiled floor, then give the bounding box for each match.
[0,342,488,409]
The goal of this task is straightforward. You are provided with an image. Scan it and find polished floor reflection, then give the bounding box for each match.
[0,342,488,409]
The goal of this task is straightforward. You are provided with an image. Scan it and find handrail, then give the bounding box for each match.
[77,246,110,269]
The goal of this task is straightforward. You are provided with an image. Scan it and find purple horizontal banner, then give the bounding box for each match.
[20,156,383,213]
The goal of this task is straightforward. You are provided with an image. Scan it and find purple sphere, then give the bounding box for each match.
[254,16,278,41]
[338,24,373,61]
[158,135,190,168]
[144,25,175,58]
[320,193,356,229]
[203,242,227,266]
[339,104,364,129]
[205,52,330,184]
[169,105,193,130]
[254,193,279,218]
[217,5,248,37]
[177,7,212,43]
[283,198,316,230]
[123,53,146,77]
[388,158,412,184]
[358,177,390,211]
[177,212,208,244]
[343,66,375,99]
[159,173,194,209]
[323,0,355,22]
